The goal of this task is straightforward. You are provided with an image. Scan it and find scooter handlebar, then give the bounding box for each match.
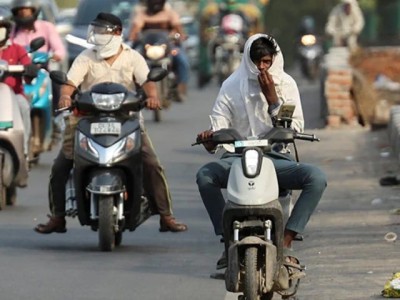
[294,132,320,142]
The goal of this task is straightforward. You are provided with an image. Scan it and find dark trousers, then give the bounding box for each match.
[49,130,173,217]
[196,155,327,236]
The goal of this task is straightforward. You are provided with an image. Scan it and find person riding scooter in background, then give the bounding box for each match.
[128,0,190,102]
[296,15,324,81]
[196,34,327,272]
[0,8,37,158]
[34,12,187,235]
[10,0,66,142]
[197,0,262,88]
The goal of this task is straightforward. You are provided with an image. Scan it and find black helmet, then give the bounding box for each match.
[11,0,40,28]
[146,0,166,15]
[0,7,13,44]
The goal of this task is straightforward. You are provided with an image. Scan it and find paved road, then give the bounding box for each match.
[0,69,399,300]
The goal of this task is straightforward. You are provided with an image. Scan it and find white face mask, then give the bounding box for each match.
[88,33,123,59]
[0,27,7,43]
[87,32,112,46]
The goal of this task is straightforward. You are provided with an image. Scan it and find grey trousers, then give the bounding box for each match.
[196,154,327,236]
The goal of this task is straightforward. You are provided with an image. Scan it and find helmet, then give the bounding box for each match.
[300,16,315,34]
[11,0,40,28]
[146,0,166,15]
[0,7,13,44]
[87,12,122,45]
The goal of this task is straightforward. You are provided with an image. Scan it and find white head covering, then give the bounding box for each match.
[209,33,304,138]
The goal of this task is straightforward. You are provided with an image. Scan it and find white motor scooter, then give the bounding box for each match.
[195,105,320,300]
[0,38,45,209]
[0,64,29,209]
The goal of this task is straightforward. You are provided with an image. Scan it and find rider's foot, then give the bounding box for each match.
[34,215,67,234]
[283,249,306,280]
[159,215,188,232]
[176,83,187,102]
[216,250,227,269]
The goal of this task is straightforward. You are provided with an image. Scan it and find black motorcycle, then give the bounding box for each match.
[50,68,167,251]
[296,16,324,81]
[136,29,180,122]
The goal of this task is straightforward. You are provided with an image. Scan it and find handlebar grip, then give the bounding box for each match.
[294,132,320,142]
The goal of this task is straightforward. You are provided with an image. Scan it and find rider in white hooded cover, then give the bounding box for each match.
[210,33,304,137]
[196,33,327,269]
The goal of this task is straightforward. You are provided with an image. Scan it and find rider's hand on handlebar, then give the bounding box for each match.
[197,130,216,152]
[59,95,72,109]
[145,96,162,110]
[23,64,39,79]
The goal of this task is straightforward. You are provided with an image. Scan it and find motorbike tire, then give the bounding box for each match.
[115,231,123,246]
[0,154,5,210]
[244,246,259,300]
[6,184,17,206]
[98,195,115,252]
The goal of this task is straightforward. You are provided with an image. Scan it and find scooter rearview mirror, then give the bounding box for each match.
[147,67,168,82]
[29,37,46,52]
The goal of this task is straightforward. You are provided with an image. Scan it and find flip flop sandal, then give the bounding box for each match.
[283,248,306,279]
[277,248,306,298]
[216,250,227,270]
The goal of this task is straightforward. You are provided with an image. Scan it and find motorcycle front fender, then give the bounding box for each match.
[86,171,125,195]
[225,237,278,293]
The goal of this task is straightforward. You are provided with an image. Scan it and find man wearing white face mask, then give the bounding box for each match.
[35,13,188,234]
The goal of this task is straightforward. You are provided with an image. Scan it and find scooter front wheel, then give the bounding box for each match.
[98,195,116,251]
[244,246,259,300]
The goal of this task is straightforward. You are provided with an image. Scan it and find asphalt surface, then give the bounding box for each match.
[0,67,399,300]
[275,125,400,300]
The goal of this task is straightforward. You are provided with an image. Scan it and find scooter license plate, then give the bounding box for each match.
[90,122,121,135]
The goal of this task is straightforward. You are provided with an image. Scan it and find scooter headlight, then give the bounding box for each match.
[242,148,262,178]
[301,34,316,46]
[145,44,167,60]
[91,92,125,111]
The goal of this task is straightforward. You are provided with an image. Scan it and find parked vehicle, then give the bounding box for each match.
[194,105,319,299]
[0,38,44,209]
[136,29,180,122]
[24,47,53,165]
[65,0,137,67]
[50,67,168,251]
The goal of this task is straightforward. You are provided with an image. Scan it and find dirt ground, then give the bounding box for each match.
[265,125,399,300]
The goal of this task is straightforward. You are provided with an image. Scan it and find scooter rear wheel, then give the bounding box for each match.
[244,246,259,300]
